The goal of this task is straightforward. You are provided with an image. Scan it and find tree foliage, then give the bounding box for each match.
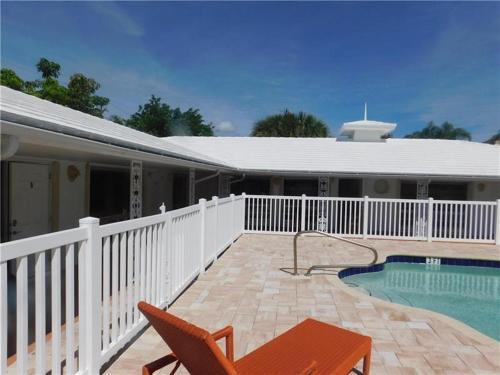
[35,77,68,105]
[109,115,127,125]
[0,58,110,118]
[36,58,61,79]
[404,121,471,141]
[67,73,109,117]
[484,131,500,144]
[122,95,214,137]
[2,58,213,135]
[0,69,25,91]
[251,109,329,137]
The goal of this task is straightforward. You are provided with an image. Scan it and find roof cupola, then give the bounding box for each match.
[340,104,397,142]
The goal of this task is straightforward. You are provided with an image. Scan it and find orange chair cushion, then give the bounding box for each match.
[235,318,371,375]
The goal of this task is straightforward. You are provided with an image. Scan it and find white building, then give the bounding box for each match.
[1,86,499,242]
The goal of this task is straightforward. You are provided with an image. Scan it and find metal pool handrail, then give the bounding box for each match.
[293,230,379,276]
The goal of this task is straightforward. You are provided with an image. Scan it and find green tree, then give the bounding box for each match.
[1,58,110,117]
[36,58,61,79]
[35,77,68,105]
[484,131,500,144]
[127,95,173,136]
[171,108,213,136]
[67,73,109,117]
[405,121,471,141]
[109,115,127,125]
[251,109,329,137]
[23,80,41,95]
[0,68,25,91]
[124,95,214,137]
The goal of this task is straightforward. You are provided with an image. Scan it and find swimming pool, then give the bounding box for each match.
[339,256,500,341]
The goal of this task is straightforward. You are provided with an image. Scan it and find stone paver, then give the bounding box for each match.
[106,234,500,374]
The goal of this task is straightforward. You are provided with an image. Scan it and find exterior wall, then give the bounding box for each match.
[270,176,284,195]
[362,178,401,198]
[194,172,219,201]
[142,166,173,215]
[58,161,86,230]
[468,181,500,201]
[329,177,339,197]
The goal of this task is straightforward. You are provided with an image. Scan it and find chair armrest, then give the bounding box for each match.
[211,325,234,362]
[298,360,317,375]
[142,353,179,375]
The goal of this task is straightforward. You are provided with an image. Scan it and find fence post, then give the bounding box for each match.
[363,196,369,239]
[496,199,500,245]
[230,194,236,240]
[427,198,434,242]
[212,196,218,262]
[199,198,207,273]
[158,203,169,305]
[79,217,101,374]
[164,211,172,304]
[242,193,246,233]
[301,194,306,231]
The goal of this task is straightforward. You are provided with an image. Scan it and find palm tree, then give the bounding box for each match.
[404,121,471,140]
[251,110,329,137]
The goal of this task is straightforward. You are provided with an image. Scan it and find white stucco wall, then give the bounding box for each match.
[362,178,400,198]
[58,161,86,230]
[468,181,500,201]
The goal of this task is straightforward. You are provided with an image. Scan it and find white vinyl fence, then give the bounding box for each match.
[1,193,498,374]
[0,194,244,375]
[244,195,500,244]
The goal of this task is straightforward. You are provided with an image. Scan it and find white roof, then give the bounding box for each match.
[0,86,226,166]
[165,136,500,178]
[1,87,499,179]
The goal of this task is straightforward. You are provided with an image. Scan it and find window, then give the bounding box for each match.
[231,177,270,195]
[338,179,362,198]
[284,179,318,196]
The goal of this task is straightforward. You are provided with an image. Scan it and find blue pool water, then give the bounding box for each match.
[341,261,500,340]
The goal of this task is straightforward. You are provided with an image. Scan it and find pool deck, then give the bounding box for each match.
[107,234,500,374]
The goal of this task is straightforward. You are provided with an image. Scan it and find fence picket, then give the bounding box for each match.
[1,194,497,375]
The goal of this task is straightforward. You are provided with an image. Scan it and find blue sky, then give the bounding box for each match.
[2,2,499,139]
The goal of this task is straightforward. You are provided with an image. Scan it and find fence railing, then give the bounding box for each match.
[0,194,244,375]
[244,195,500,244]
[1,193,498,374]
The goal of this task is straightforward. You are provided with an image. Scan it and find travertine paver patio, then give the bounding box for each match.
[107,234,500,374]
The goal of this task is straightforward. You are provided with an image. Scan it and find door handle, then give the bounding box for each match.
[9,230,21,235]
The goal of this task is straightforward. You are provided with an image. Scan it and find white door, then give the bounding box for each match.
[9,162,51,241]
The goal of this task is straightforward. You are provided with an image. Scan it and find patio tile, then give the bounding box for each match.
[104,234,500,374]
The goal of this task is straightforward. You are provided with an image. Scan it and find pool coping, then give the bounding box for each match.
[334,253,500,345]
[338,254,500,278]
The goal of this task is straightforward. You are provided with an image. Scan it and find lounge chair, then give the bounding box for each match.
[138,301,372,375]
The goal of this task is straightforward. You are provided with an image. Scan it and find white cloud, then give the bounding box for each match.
[215,121,237,133]
[88,2,144,37]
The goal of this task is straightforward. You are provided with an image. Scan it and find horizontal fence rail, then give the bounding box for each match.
[1,192,498,374]
[244,195,500,244]
[0,194,244,374]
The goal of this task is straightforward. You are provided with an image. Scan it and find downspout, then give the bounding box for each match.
[195,170,220,185]
[229,174,246,185]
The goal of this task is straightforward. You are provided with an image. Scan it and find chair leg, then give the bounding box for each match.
[362,350,371,375]
[142,353,179,375]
